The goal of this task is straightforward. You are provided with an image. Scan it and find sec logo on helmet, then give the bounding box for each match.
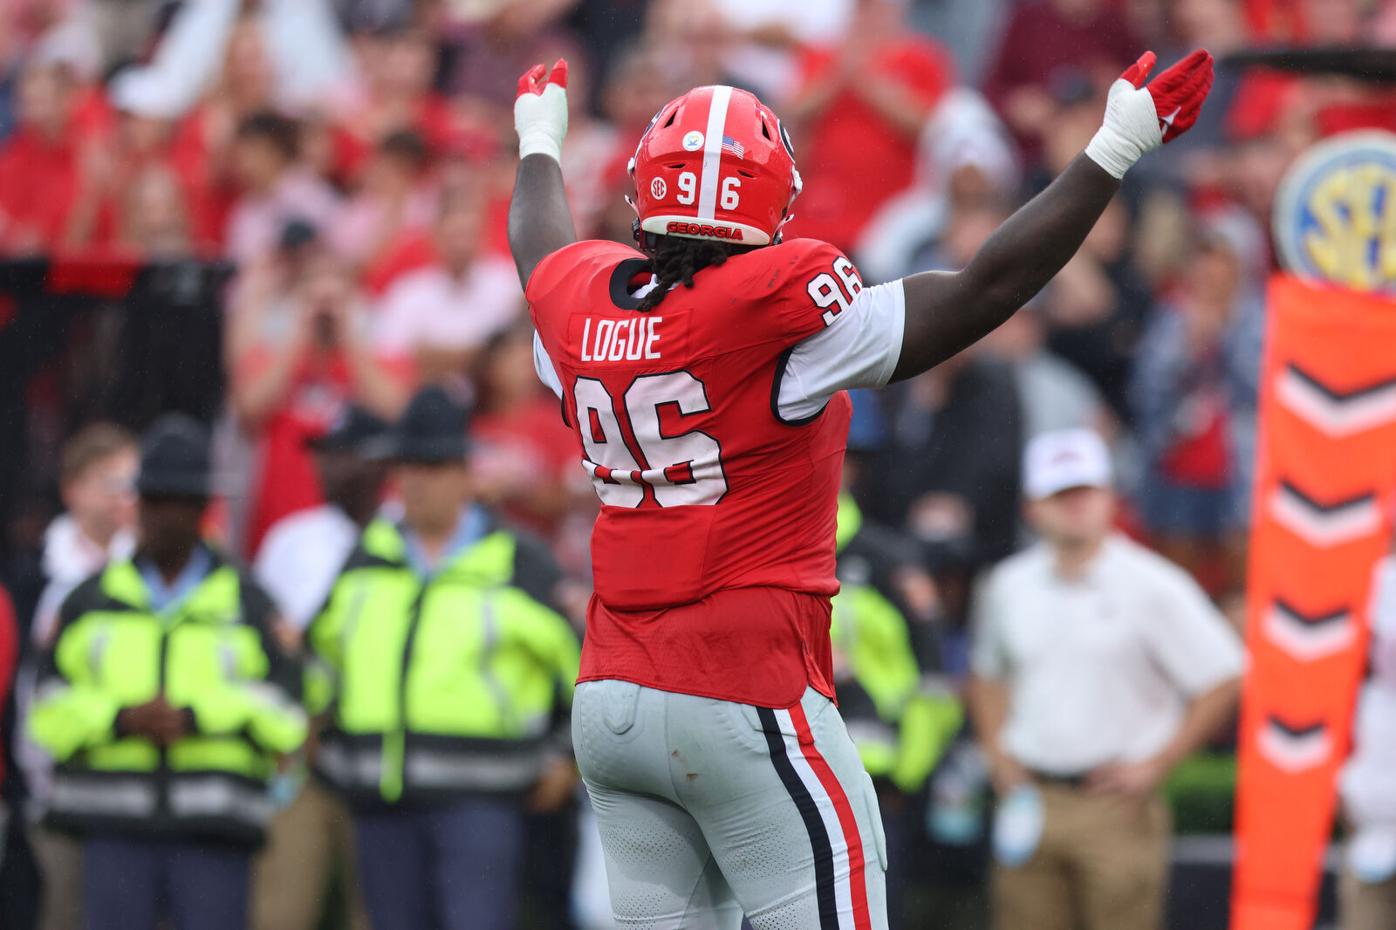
[650,178,667,200]
[1274,130,1396,295]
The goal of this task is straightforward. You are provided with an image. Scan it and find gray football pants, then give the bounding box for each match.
[573,680,889,930]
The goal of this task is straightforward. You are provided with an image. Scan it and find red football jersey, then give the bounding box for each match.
[527,237,867,707]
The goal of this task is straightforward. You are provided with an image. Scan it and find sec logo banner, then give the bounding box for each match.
[1273,130,1396,295]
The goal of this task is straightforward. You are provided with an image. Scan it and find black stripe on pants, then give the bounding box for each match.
[757,706,838,930]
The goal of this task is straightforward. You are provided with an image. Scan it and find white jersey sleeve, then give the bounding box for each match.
[533,330,564,399]
[776,279,906,421]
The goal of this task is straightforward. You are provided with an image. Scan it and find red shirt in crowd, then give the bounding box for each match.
[982,1,1138,113]
[787,38,952,252]
[234,348,413,557]
[471,395,582,540]
[0,128,82,251]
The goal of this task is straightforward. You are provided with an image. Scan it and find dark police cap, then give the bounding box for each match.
[383,386,471,463]
[136,413,212,498]
[304,404,390,456]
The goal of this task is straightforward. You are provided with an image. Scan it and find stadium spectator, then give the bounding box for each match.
[224,111,341,265]
[833,490,961,921]
[469,322,591,553]
[0,57,84,253]
[228,238,411,557]
[1129,209,1265,591]
[375,184,523,383]
[783,0,954,251]
[968,428,1243,930]
[329,129,435,273]
[980,304,1111,441]
[28,424,138,649]
[982,0,1138,152]
[18,423,137,930]
[438,0,583,112]
[168,15,280,248]
[861,351,1023,629]
[253,405,388,632]
[1035,199,1151,421]
[306,386,579,930]
[330,19,495,184]
[858,197,1023,621]
[116,165,195,258]
[855,86,1020,284]
[1340,548,1396,930]
[62,68,190,253]
[589,42,688,244]
[250,407,384,930]
[27,414,306,930]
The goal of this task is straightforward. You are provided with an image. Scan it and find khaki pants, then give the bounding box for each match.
[251,779,369,930]
[1340,867,1396,930]
[32,825,83,930]
[992,785,1171,930]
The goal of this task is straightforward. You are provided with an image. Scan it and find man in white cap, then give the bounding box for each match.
[967,427,1244,930]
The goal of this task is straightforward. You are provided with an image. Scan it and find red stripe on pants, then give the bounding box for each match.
[788,702,872,930]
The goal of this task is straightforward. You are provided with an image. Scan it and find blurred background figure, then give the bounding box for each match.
[227,235,411,557]
[968,429,1243,930]
[783,0,954,253]
[833,489,963,923]
[982,0,1138,153]
[1129,208,1264,595]
[224,112,340,265]
[27,415,306,930]
[467,321,595,582]
[374,183,523,385]
[19,423,137,930]
[1339,542,1396,930]
[306,386,579,930]
[251,407,385,930]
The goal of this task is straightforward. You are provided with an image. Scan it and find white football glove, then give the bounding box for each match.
[1084,49,1215,179]
[515,59,569,163]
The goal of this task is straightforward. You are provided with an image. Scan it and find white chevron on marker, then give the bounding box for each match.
[1258,719,1332,773]
[1262,601,1355,662]
[1270,482,1382,548]
[1277,364,1396,437]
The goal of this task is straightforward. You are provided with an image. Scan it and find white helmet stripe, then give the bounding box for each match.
[697,85,733,221]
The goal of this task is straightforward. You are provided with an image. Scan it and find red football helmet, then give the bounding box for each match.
[628,85,802,247]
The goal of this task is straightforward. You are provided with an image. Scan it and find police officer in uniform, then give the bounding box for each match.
[308,386,580,930]
[833,492,963,921]
[28,414,307,930]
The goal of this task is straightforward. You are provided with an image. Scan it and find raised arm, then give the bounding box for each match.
[890,50,1214,381]
[509,60,578,289]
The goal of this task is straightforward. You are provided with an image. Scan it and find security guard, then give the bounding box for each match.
[308,386,580,930]
[834,492,963,921]
[27,414,307,930]
[833,493,961,794]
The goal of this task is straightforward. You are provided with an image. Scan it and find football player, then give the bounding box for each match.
[510,51,1214,930]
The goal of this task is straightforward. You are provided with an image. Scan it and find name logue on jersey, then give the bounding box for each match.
[580,316,664,363]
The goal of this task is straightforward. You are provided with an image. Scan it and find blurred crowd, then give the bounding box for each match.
[0,0,1393,928]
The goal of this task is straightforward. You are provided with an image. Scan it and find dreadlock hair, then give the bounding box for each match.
[635,234,756,312]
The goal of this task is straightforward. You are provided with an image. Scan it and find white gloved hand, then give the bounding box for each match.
[515,59,569,163]
[1085,49,1215,179]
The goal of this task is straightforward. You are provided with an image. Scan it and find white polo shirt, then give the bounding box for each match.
[971,534,1245,774]
[254,504,361,631]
